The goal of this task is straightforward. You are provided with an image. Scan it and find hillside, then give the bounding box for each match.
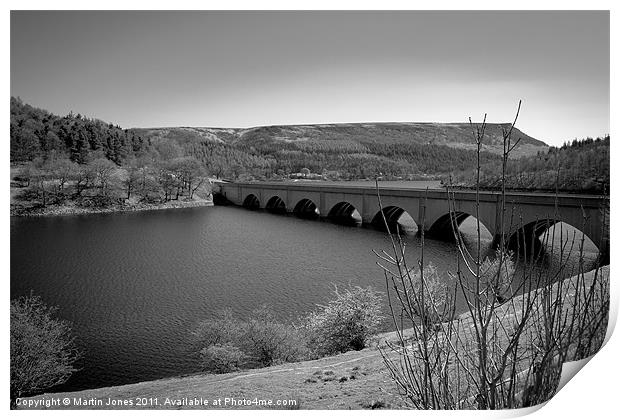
[452,135,610,194]
[130,123,547,182]
[133,122,547,159]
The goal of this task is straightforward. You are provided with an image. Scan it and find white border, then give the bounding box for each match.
[3,2,617,419]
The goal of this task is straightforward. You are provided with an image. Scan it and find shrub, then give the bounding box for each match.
[243,306,307,366]
[10,295,79,407]
[199,344,248,373]
[194,305,306,372]
[304,285,384,357]
[194,308,243,347]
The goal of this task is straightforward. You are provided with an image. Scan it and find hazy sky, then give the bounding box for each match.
[11,11,609,146]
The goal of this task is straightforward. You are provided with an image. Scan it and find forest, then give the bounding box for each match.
[10,97,210,214]
[450,136,610,194]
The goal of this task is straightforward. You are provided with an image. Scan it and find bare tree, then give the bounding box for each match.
[24,160,52,207]
[44,157,77,193]
[376,102,609,409]
[121,165,141,200]
[72,164,96,197]
[88,158,117,197]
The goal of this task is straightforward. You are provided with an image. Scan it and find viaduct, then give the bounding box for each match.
[214,182,609,258]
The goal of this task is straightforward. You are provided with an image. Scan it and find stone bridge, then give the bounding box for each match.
[214,182,609,258]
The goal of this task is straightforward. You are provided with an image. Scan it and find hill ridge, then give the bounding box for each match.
[132,122,548,159]
[137,122,532,130]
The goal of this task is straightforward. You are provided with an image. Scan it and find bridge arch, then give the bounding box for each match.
[507,219,600,261]
[242,194,260,210]
[293,198,320,219]
[427,212,493,242]
[371,206,418,234]
[265,195,287,214]
[328,202,362,226]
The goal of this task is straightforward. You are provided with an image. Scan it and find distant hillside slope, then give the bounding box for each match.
[453,135,610,194]
[133,122,547,159]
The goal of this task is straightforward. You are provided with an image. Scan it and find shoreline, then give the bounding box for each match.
[10,198,214,218]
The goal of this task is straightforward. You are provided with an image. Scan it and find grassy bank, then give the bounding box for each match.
[17,347,403,410]
[17,266,609,410]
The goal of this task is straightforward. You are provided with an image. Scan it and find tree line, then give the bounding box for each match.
[10,97,147,164]
[14,153,209,211]
[450,135,610,194]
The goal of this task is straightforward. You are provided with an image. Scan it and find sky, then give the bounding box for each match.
[10,11,609,146]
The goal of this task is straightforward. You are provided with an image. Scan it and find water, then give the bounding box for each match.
[10,206,598,392]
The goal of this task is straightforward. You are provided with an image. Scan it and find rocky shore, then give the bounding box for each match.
[10,198,213,217]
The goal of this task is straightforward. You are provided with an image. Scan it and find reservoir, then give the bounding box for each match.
[10,202,598,392]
